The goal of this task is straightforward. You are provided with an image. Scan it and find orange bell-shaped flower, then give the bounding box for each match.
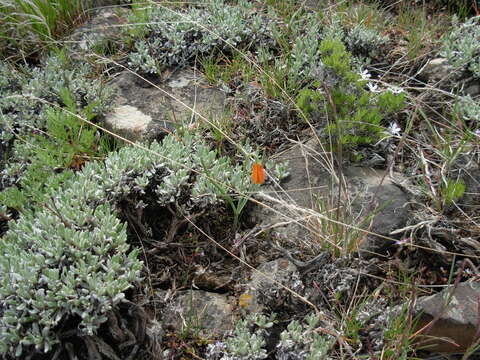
[251,163,265,185]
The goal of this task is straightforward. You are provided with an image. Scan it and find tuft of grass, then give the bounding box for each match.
[0,0,93,58]
[395,3,451,63]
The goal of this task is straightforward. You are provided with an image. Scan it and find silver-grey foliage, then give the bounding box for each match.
[0,131,285,357]
[276,313,334,360]
[442,16,480,79]
[127,0,274,74]
[455,94,480,125]
[346,24,389,59]
[207,312,334,360]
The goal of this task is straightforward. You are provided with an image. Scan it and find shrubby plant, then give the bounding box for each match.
[346,24,390,60]
[441,15,480,79]
[277,313,335,360]
[0,87,110,212]
[0,51,115,218]
[0,131,285,357]
[455,94,480,127]
[0,200,141,357]
[296,38,405,157]
[207,313,274,360]
[127,0,274,74]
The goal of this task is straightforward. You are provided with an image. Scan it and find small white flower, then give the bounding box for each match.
[367,82,381,93]
[388,122,401,136]
[388,86,404,94]
[359,69,371,81]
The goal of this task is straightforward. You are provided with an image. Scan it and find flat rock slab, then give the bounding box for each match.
[414,281,480,353]
[162,290,233,337]
[251,138,410,257]
[105,69,226,141]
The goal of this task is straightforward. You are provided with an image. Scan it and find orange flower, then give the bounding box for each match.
[251,162,265,185]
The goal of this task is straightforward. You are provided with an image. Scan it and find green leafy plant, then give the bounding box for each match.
[441,178,466,207]
[179,290,207,341]
[0,87,112,212]
[381,304,418,360]
[195,143,261,230]
[295,38,405,158]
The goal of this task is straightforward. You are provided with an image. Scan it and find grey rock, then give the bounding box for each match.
[67,7,129,57]
[249,258,299,292]
[162,290,233,337]
[459,167,480,212]
[242,258,303,313]
[105,69,226,141]
[464,80,480,98]
[413,281,480,353]
[421,58,480,97]
[422,58,457,84]
[250,139,410,258]
[344,167,410,258]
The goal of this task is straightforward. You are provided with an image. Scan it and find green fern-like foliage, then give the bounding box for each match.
[0,87,110,212]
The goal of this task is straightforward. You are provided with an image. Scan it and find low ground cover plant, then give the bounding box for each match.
[127,0,275,74]
[0,51,115,216]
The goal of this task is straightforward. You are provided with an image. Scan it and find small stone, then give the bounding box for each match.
[413,281,480,353]
[244,258,303,313]
[162,290,233,337]
[459,167,480,212]
[464,82,480,98]
[422,58,455,84]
